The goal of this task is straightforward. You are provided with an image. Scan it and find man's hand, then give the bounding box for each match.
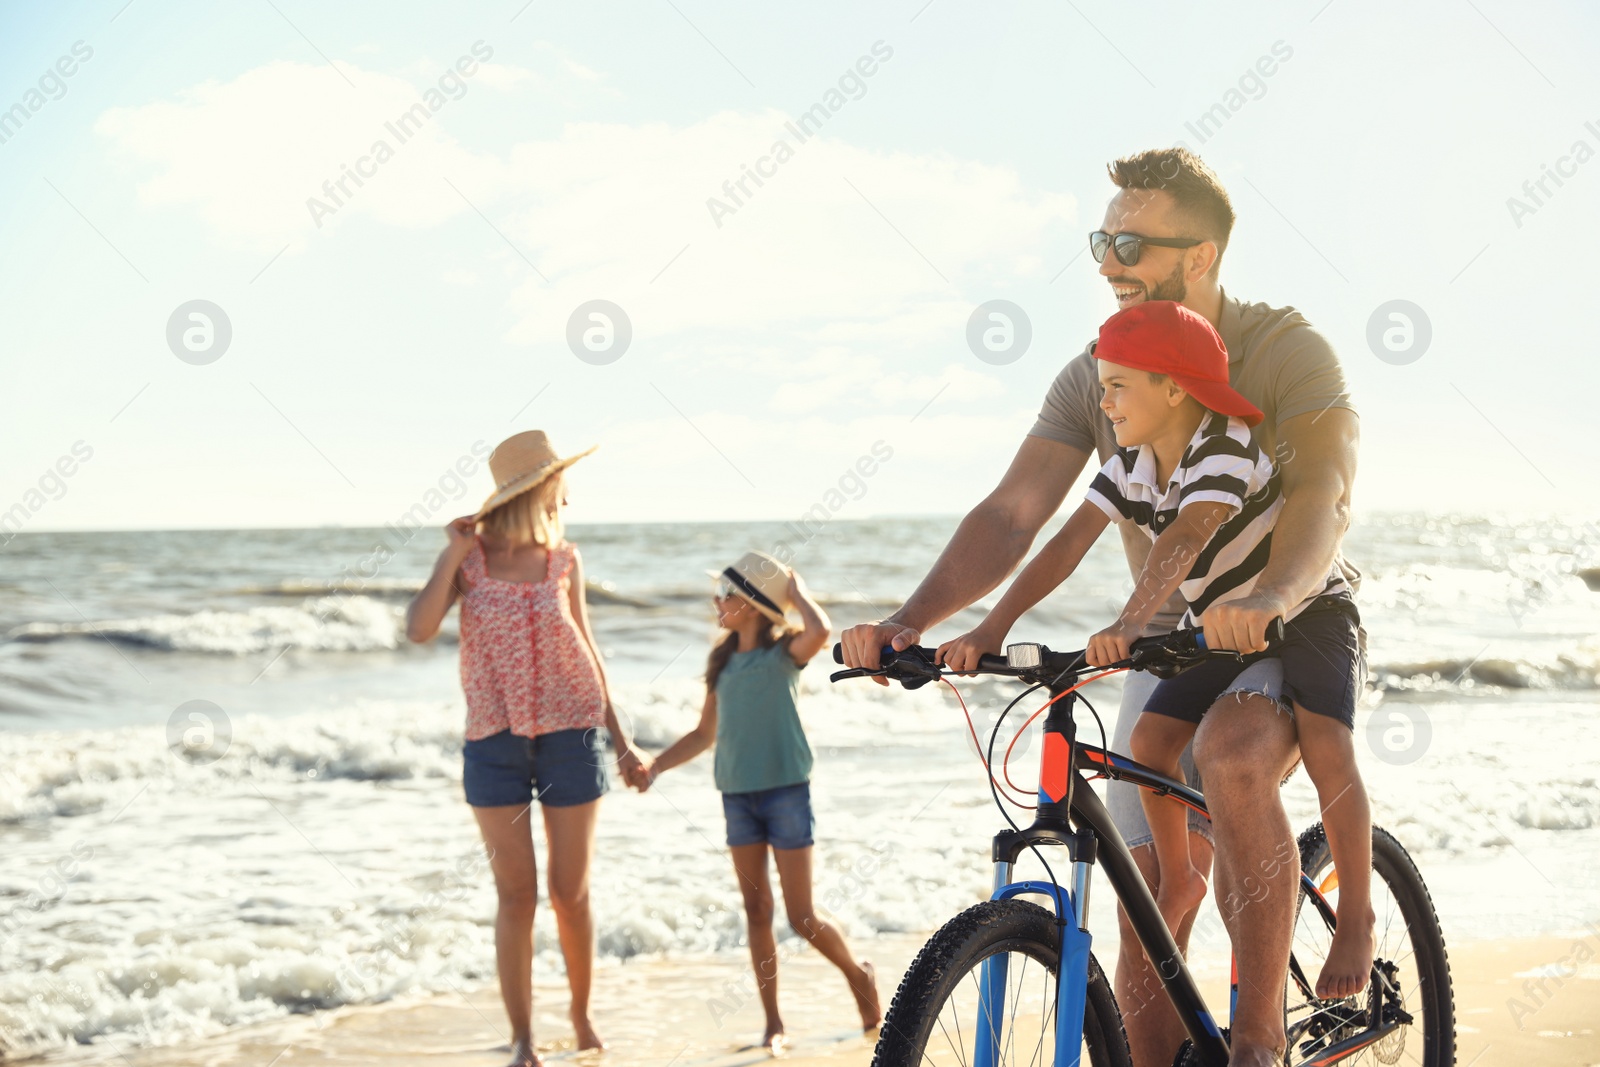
[1086,619,1141,668]
[1202,592,1289,654]
[839,620,923,687]
[935,624,1003,673]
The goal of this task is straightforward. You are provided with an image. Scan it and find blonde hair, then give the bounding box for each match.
[479,472,565,547]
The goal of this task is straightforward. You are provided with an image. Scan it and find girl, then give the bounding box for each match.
[631,551,879,1051]
[406,431,642,1067]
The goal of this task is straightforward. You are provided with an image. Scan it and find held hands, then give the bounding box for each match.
[1201,592,1289,655]
[936,624,1004,673]
[1086,619,1142,668]
[618,747,655,792]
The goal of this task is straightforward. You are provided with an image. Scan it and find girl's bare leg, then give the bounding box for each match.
[472,804,544,1067]
[542,799,604,1049]
[771,846,881,1031]
[1296,710,1375,1000]
[1131,713,1208,939]
[731,843,785,1046]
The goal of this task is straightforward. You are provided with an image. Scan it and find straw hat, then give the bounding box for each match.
[474,431,598,520]
[706,550,793,626]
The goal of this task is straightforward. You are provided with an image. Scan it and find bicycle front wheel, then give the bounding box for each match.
[1287,824,1455,1067]
[872,898,1132,1067]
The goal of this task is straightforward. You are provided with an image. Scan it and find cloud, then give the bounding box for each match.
[482,109,1076,349]
[94,54,525,253]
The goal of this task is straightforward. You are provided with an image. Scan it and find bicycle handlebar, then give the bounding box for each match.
[829,618,1285,690]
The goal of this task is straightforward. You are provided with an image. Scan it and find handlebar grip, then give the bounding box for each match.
[832,642,844,664]
[1188,616,1286,653]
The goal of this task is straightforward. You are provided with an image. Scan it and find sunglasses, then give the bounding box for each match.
[714,579,738,600]
[1089,230,1203,267]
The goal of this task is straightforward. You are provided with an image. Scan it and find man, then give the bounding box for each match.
[840,147,1359,1067]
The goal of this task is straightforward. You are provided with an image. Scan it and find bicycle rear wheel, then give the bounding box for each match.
[1286,824,1455,1066]
[872,898,1132,1067]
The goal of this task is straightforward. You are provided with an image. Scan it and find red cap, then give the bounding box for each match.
[1094,301,1263,427]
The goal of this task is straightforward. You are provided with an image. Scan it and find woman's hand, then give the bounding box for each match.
[1086,619,1141,668]
[936,624,1003,673]
[620,749,654,791]
[444,515,477,555]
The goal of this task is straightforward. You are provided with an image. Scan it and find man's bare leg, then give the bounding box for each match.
[1115,832,1214,1067]
[1194,694,1301,1067]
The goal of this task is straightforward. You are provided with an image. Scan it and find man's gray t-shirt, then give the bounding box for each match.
[1029,290,1360,632]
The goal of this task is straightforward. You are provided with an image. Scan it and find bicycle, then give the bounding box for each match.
[830,625,1454,1067]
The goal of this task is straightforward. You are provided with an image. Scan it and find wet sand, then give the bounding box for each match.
[51,932,1600,1066]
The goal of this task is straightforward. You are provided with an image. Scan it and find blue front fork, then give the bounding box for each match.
[975,861,1093,1067]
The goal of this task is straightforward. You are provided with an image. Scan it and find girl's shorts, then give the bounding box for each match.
[463,727,610,808]
[722,781,815,850]
[1142,593,1365,729]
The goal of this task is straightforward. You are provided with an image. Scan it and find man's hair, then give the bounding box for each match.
[1107,148,1235,272]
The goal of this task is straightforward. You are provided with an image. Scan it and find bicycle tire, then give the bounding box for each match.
[1287,824,1455,1066]
[872,898,1132,1067]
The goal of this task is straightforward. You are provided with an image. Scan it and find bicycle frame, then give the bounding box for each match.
[977,680,1234,1066]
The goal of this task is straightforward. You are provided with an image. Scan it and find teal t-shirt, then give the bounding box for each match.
[712,641,813,795]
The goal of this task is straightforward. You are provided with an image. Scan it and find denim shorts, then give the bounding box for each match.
[462,727,610,808]
[722,781,815,850]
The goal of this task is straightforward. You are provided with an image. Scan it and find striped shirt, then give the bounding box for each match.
[1084,412,1351,627]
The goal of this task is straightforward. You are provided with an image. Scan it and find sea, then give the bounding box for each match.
[2,513,1598,1059]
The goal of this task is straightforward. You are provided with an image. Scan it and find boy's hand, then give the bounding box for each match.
[1086,620,1141,668]
[936,625,1003,673]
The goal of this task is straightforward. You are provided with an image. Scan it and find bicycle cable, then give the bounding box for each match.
[939,676,1036,809]
[983,679,1067,906]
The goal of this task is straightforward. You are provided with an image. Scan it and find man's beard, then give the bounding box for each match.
[1148,257,1188,303]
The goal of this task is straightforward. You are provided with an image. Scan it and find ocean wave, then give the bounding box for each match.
[240,577,656,608]
[1371,646,1600,691]
[4,597,417,655]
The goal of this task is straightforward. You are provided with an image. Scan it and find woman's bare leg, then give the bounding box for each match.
[771,846,881,1031]
[731,843,785,1046]
[472,804,543,1067]
[542,799,603,1049]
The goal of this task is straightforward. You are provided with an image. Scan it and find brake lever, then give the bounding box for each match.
[829,667,879,683]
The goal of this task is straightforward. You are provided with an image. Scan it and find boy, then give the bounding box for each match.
[937,300,1372,999]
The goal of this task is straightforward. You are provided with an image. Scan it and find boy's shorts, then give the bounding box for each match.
[722,781,815,850]
[462,727,610,808]
[1143,593,1365,729]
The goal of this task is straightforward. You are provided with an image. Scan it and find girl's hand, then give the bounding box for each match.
[444,515,477,554]
[621,750,654,791]
[1086,620,1140,668]
[937,626,1003,673]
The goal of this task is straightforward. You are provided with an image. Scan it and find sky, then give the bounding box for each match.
[2,0,1597,531]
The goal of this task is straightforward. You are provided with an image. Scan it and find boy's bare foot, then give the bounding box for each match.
[1316,908,1376,1000]
[850,960,881,1031]
[762,1024,788,1055]
[1153,864,1208,943]
[506,1037,543,1067]
[571,1011,606,1051]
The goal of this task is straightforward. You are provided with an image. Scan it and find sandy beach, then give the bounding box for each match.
[46,930,1597,1066]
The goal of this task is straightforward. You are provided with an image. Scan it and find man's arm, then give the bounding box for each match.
[1201,408,1359,653]
[838,434,1091,673]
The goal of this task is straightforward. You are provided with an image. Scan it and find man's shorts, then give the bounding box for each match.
[722,781,815,850]
[1105,659,1285,850]
[1143,593,1365,730]
[462,727,610,808]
